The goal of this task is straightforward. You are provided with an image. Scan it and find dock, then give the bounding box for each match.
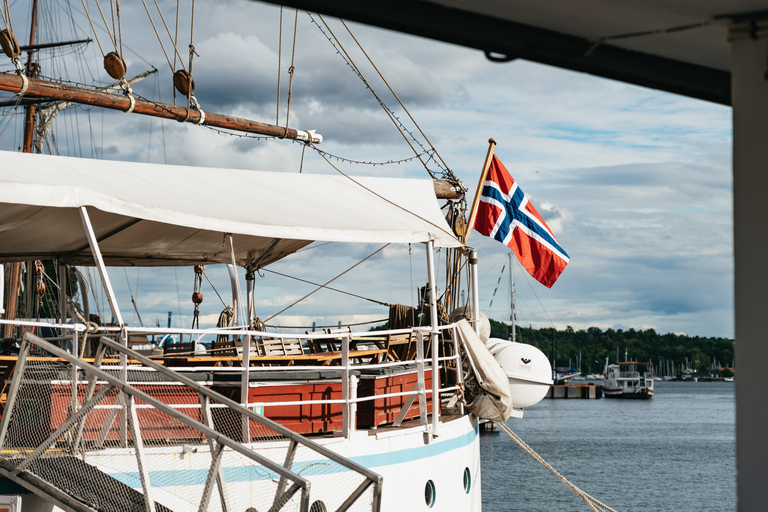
[548,383,602,399]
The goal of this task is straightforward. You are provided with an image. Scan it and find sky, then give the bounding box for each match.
[0,0,734,338]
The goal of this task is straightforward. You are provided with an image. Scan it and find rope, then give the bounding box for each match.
[80,0,107,57]
[276,6,283,125]
[262,268,389,306]
[0,0,10,31]
[173,0,180,73]
[141,0,185,74]
[79,321,99,358]
[187,0,197,112]
[117,0,124,58]
[202,269,227,308]
[497,422,618,512]
[283,9,299,132]
[339,18,458,184]
[265,244,390,322]
[313,13,437,180]
[265,318,387,330]
[313,146,460,243]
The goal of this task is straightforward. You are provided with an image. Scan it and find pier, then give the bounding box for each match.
[547,383,602,399]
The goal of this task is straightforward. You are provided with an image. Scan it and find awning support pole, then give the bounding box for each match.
[79,207,123,326]
[470,248,480,336]
[425,240,440,436]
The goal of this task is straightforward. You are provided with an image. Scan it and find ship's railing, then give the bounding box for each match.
[0,331,383,512]
[94,321,459,438]
[619,371,640,379]
[0,319,463,438]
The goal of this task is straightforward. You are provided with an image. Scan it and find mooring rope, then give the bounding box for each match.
[497,422,618,512]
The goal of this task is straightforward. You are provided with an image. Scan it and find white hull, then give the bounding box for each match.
[63,415,481,512]
[603,361,654,399]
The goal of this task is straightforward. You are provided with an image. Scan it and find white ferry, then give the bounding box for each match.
[602,359,654,399]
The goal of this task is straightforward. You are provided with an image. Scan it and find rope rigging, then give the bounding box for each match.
[498,422,618,512]
[191,264,203,329]
[337,18,458,185]
[310,12,439,180]
[264,244,390,322]
[261,267,390,306]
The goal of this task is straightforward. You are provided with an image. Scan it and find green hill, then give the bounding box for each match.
[488,319,734,376]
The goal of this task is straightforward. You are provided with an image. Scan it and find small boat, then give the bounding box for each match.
[602,358,654,399]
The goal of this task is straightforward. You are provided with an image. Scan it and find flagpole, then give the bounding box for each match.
[463,138,497,245]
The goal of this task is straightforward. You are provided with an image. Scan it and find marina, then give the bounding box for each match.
[483,380,736,512]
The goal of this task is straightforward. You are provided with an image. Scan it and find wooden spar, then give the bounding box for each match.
[433,179,464,199]
[0,72,322,143]
[463,138,497,244]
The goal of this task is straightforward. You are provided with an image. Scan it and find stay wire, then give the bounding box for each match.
[313,13,437,180]
[262,267,389,306]
[275,6,282,125]
[312,145,460,243]
[339,18,457,184]
[283,9,298,131]
[265,244,390,322]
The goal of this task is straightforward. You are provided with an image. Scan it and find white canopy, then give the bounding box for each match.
[0,151,462,267]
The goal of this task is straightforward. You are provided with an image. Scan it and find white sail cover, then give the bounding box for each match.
[0,151,462,266]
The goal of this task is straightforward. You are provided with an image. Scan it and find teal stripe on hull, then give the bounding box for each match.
[107,423,479,488]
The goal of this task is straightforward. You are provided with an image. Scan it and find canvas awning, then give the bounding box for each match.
[0,151,461,267]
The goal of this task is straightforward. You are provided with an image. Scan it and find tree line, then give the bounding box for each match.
[488,319,734,376]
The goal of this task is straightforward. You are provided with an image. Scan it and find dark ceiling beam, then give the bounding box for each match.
[255,0,731,106]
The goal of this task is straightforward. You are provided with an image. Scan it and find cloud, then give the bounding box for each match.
[1,0,734,339]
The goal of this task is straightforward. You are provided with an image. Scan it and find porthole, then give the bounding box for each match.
[463,467,471,493]
[309,501,327,512]
[424,479,436,508]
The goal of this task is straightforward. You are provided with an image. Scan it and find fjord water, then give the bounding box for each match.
[480,381,735,511]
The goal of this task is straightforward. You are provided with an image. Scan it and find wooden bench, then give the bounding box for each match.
[163,342,196,357]
[255,338,303,357]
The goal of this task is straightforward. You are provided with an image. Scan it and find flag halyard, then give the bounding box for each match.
[473,155,569,288]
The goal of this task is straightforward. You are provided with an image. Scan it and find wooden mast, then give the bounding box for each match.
[4,0,37,337]
[21,0,38,153]
[0,72,322,143]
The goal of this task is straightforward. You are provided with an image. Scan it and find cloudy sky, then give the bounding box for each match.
[0,0,733,338]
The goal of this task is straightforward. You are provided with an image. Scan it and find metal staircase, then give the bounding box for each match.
[0,333,382,512]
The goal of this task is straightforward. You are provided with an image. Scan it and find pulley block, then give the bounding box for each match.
[0,30,20,59]
[173,69,195,97]
[104,52,127,80]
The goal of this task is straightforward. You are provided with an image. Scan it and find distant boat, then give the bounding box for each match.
[602,358,654,399]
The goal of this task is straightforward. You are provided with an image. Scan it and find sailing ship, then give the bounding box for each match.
[0,2,555,511]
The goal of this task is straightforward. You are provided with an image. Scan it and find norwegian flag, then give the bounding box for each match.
[473,155,569,288]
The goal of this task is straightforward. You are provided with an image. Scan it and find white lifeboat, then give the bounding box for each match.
[486,338,553,409]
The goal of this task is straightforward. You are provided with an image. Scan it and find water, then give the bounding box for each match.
[480,381,735,511]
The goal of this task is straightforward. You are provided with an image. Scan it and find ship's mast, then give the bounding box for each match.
[21,0,37,153]
[3,0,37,337]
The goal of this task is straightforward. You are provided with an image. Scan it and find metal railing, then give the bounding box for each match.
[0,320,467,511]
[0,331,384,512]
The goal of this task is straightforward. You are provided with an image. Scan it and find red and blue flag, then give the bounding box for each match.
[473,155,569,288]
